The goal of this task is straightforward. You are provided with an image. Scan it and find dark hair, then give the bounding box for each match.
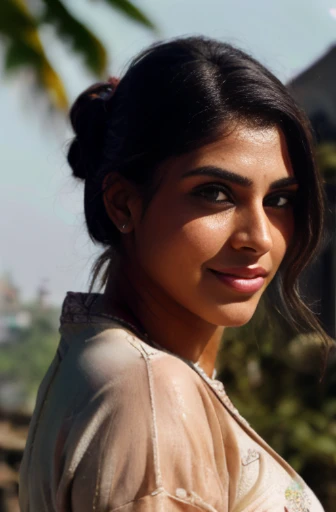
[67,35,329,348]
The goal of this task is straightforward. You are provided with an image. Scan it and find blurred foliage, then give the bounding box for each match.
[317,142,336,184]
[217,300,336,509]
[0,305,60,405]
[0,0,156,111]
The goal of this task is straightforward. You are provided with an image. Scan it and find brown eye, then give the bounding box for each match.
[276,197,289,207]
[193,184,230,203]
[264,192,296,208]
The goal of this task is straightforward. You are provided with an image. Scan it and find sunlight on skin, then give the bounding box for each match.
[103,124,298,377]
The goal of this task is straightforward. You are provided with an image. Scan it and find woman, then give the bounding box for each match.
[19,36,327,511]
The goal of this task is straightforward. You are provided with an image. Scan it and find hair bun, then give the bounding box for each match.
[67,77,119,180]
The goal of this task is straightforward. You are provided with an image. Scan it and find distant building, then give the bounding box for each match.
[289,47,336,339]
[289,45,336,142]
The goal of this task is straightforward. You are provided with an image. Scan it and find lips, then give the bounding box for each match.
[209,266,269,293]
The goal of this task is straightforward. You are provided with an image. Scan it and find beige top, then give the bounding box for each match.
[19,292,324,512]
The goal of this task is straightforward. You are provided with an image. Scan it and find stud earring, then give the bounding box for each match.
[120,220,129,231]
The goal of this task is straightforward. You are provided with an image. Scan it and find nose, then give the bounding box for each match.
[230,204,273,255]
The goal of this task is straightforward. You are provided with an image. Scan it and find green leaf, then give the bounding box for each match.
[40,0,108,76]
[5,38,41,71]
[103,0,156,30]
[323,400,336,417]
[309,435,336,456]
[0,0,37,38]
[291,420,314,444]
[0,0,156,114]
[317,143,336,183]
[276,397,299,417]
[0,0,68,110]
[4,35,68,111]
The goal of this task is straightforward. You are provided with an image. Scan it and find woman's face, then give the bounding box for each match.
[131,124,298,327]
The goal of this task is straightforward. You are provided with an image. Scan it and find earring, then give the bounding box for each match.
[120,220,129,231]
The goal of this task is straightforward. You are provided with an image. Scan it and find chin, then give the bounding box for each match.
[207,300,260,327]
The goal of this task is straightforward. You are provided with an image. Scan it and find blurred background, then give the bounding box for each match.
[0,0,335,510]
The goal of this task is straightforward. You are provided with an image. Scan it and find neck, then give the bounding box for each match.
[102,255,224,378]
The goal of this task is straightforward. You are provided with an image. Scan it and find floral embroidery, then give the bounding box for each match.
[284,479,311,512]
[241,448,260,466]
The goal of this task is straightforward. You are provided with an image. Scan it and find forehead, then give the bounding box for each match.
[158,124,294,183]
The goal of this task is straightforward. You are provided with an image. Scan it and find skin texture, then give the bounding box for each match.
[102,124,298,377]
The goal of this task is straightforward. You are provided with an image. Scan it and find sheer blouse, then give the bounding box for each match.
[19,292,325,511]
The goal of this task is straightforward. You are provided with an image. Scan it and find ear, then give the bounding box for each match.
[102,173,142,234]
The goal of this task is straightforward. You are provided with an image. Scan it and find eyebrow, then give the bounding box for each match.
[269,176,298,190]
[182,165,298,189]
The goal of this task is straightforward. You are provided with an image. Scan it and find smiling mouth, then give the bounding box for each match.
[209,269,268,293]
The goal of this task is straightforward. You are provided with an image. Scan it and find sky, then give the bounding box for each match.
[0,0,335,305]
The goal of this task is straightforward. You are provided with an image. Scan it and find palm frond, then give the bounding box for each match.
[103,0,156,30]
[0,0,36,38]
[5,38,68,110]
[0,0,157,114]
[0,0,68,110]
[40,0,108,76]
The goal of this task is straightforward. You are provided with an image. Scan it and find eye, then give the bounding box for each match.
[276,196,289,207]
[264,192,296,208]
[192,184,231,204]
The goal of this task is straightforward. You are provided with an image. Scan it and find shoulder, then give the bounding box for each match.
[61,321,202,402]
[52,324,230,511]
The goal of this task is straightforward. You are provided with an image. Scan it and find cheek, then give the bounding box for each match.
[136,209,229,281]
[177,216,231,264]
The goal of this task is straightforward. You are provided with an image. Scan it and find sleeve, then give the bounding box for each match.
[55,353,228,512]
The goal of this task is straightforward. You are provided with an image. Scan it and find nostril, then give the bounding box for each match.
[241,246,258,252]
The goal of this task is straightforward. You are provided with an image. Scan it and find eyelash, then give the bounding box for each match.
[192,184,231,204]
[192,183,296,208]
